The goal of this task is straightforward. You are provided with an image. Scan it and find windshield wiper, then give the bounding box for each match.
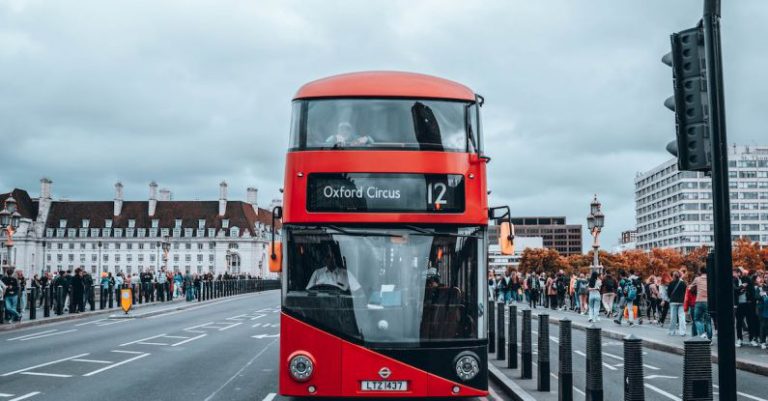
[324,225,404,238]
[403,225,482,238]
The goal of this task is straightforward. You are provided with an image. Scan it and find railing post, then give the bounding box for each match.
[537,314,550,392]
[585,325,603,401]
[108,286,114,308]
[682,338,713,401]
[521,309,532,379]
[44,286,51,318]
[89,285,96,311]
[623,334,644,401]
[508,304,518,369]
[497,301,506,360]
[197,282,202,302]
[29,288,37,320]
[488,300,496,354]
[0,295,5,324]
[559,319,573,401]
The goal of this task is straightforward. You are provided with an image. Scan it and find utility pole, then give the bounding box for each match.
[702,1,736,400]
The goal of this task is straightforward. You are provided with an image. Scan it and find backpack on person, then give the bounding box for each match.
[626,283,637,301]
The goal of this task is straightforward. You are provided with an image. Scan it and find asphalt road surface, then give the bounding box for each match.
[0,291,505,401]
[511,316,768,401]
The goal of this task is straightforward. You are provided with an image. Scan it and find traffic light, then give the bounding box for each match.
[663,24,712,172]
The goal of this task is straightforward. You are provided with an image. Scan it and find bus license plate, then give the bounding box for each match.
[361,380,408,391]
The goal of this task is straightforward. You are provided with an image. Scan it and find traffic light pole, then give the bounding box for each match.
[702,1,736,400]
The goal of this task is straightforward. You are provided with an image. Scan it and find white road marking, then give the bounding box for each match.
[163,335,191,339]
[184,322,214,332]
[261,394,276,401]
[97,319,133,326]
[602,351,623,361]
[645,375,678,380]
[83,352,150,376]
[171,334,206,347]
[120,334,167,347]
[644,383,681,401]
[75,319,108,326]
[737,392,768,401]
[549,336,559,343]
[20,372,72,378]
[251,334,279,339]
[136,342,169,346]
[111,350,143,354]
[602,362,617,371]
[250,314,266,320]
[203,339,278,401]
[72,359,113,364]
[252,323,262,328]
[643,364,661,371]
[19,329,77,341]
[0,393,13,397]
[574,350,586,357]
[2,353,89,376]
[217,322,242,331]
[8,392,40,401]
[6,330,58,341]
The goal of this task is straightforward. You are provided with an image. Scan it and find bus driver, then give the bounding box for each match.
[325,122,373,147]
[306,249,361,292]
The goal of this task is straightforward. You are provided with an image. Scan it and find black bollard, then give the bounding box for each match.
[682,338,713,401]
[623,334,644,401]
[197,282,202,302]
[0,297,5,324]
[538,314,550,392]
[29,288,37,320]
[55,286,64,315]
[508,304,518,369]
[489,300,496,354]
[497,302,506,361]
[108,286,114,308]
[44,286,51,318]
[521,309,532,379]
[89,285,96,311]
[559,319,573,401]
[585,325,603,401]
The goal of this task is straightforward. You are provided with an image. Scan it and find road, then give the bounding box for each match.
[510,316,768,401]
[0,291,506,401]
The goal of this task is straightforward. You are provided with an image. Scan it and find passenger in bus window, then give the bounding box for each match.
[305,249,361,292]
[325,122,374,148]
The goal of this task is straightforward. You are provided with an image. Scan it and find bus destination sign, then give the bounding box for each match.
[307,173,465,213]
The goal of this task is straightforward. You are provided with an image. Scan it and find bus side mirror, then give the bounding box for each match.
[269,242,283,273]
[499,221,515,256]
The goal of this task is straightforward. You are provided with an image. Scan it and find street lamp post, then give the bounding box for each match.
[0,196,22,271]
[225,250,232,275]
[161,236,171,272]
[586,195,605,274]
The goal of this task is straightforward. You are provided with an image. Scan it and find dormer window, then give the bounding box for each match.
[151,219,159,228]
[59,219,67,228]
[82,219,90,228]
[198,219,205,229]
[222,219,230,229]
[105,219,113,228]
[175,219,182,229]
[128,219,136,228]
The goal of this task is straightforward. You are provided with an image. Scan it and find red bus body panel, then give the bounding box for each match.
[279,313,487,398]
[282,150,488,225]
[294,71,476,101]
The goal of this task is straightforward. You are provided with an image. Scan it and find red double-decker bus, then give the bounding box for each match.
[270,71,511,398]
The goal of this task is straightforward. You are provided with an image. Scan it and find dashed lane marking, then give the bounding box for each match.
[8,392,40,401]
[75,319,108,326]
[2,353,89,376]
[261,394,276,401]
[20,372,71,378]
[72,359,112,364]
[251,334,279,339]
[171,334,207,347]
[82,352,150,377]
[18,329,77,341]
[119,334,167,347]
[644,383,681,401]
[111,350,143,354]
[6,330,58,341]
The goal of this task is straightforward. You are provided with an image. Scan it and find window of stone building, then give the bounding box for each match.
[128,219,135,228]
[105,219,113,228]
[82,219,89,228]
[198,219,205,229]
[175,219,182,228]
[59,219,67,228]
[222,219,230,229]
[151,219,159,228]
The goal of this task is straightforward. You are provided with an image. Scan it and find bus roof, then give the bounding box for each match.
[294,71,476,101]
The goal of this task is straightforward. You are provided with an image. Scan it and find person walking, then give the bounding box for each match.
[546,273,558,310]
[647,276,660,324]
[577,273,588,315]
[601,271,617,318]
[658,272,671,326]
[615,270,638,327]
[667,271,688,336]
[691,267,712,340]
[587,271,602,323]
[70,268,85,313]
[2,269,22,322]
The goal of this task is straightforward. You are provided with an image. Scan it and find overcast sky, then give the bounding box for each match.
[1,0,767,249]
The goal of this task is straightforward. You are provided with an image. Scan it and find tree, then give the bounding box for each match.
[682,246,709,273]
[648,248,684,276]
[732,238,762,272]
[519,248,569,274]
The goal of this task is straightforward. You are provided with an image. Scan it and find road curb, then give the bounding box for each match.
[0,290,277,332]
[526,311,768,377]
[488,363,538,401]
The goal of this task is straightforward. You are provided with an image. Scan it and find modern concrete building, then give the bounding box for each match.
[489,216,582,256]
[0,179,280,278]
[635,145,768,252]
[488,236,544,273]
[613,229,637,252]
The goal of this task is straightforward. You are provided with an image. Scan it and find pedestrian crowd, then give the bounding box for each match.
[489,265,768,350]
[1,266,262,323]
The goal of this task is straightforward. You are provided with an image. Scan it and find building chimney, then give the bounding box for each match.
[218,181,228,216]
[40,177,52,199]
[159,188,171,201]
[148,181,158,216]
[114,182,124,216]
[247,187,258,214]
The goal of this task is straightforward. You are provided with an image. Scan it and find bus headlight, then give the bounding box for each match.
[288,353,314,382]
[454,352,480,382]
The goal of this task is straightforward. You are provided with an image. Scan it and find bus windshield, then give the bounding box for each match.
[290,99,478,152]
[283,225,482,344]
